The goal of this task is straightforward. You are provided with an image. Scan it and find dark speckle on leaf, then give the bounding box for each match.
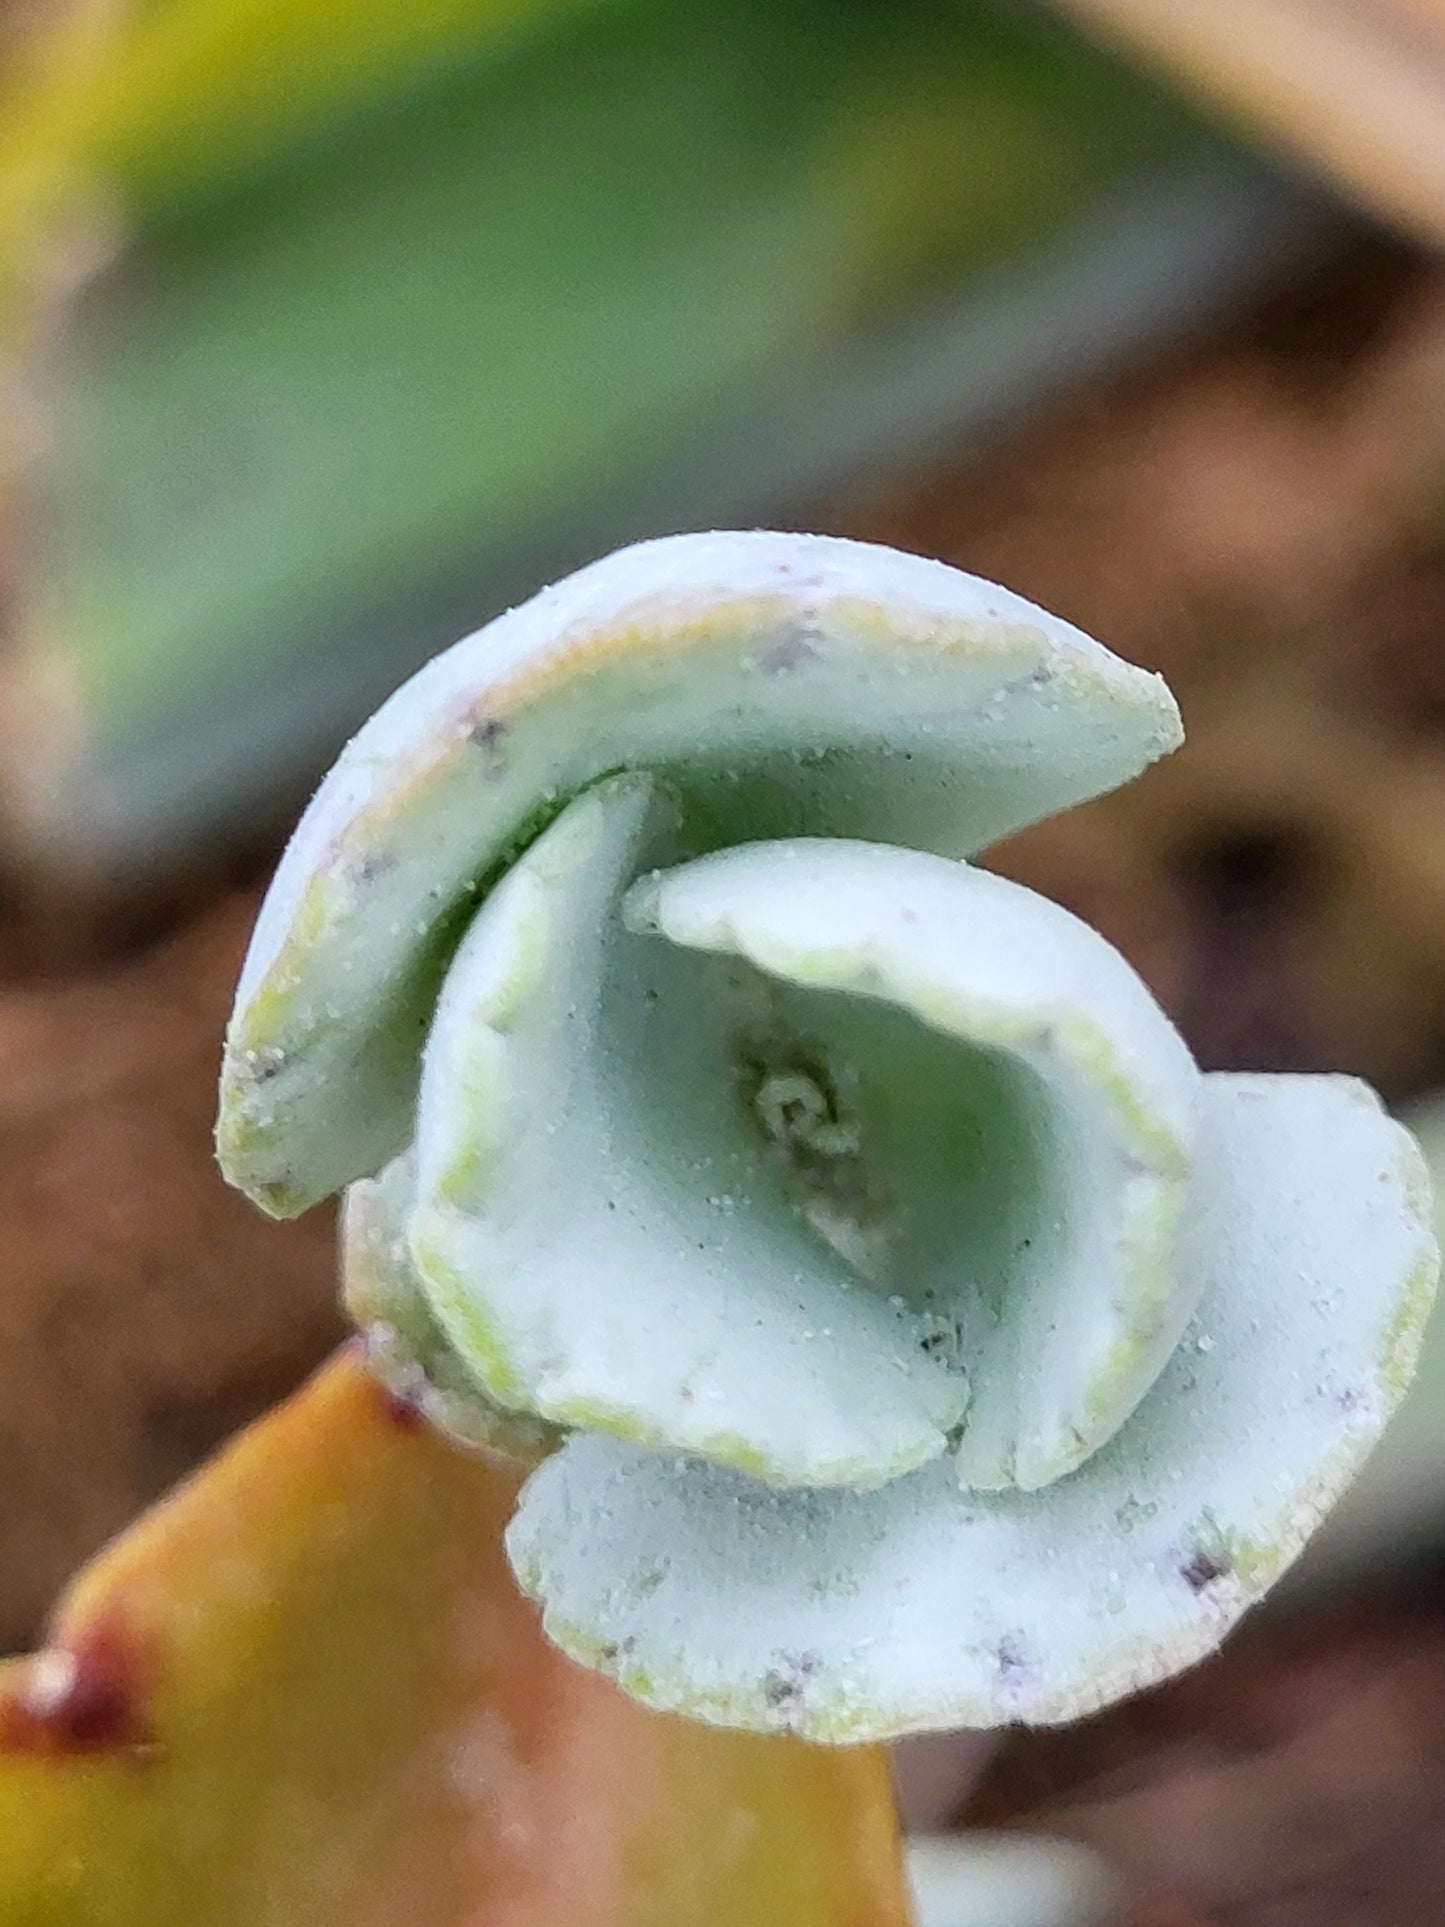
[355,850,399,886]
[995,1634,1028,1685]
[762,1651,820,1712]
[757,627,819,675]
[1181,1544,1232,1592]
[633,1565,667,1601]
[468,716,508,753]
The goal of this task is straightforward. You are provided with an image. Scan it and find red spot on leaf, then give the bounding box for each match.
[0,1614,155,1757]
[349,1338,427,1433]
[380,1385,426,1431]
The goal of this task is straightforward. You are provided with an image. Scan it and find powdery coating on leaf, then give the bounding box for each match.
[507,1075,1438,1742]
[343,1153,563,1466]
[217,530,1181,1214]
[212,528,1439,1744]
[407,780,966,1487]
[627,838,1201,1490]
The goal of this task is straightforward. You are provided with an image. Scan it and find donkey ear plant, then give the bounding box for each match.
[220,529,1438,1742]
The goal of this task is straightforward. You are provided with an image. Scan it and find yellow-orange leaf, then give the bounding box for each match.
[0,1347,910,1927]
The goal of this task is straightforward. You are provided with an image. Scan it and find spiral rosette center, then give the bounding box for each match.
[218,531,1436,1740]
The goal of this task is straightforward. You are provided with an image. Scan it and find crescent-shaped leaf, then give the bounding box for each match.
[627,836,1200,1489]
[219,530,1181,1214]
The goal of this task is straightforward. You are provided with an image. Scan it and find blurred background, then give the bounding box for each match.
[3,1,1445,1920]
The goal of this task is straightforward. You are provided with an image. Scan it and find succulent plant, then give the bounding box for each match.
[218,529,1438,1742]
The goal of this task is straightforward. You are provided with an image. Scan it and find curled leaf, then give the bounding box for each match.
[217,530,1434,1741]
[508,1076,1435,1738]
[627,835,1199,1490]
[220,530,1181,1212]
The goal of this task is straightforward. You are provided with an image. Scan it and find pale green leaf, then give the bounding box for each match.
[508,1074,1436,1739]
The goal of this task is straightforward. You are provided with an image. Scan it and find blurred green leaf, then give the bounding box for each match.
[3,0,1227,861]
